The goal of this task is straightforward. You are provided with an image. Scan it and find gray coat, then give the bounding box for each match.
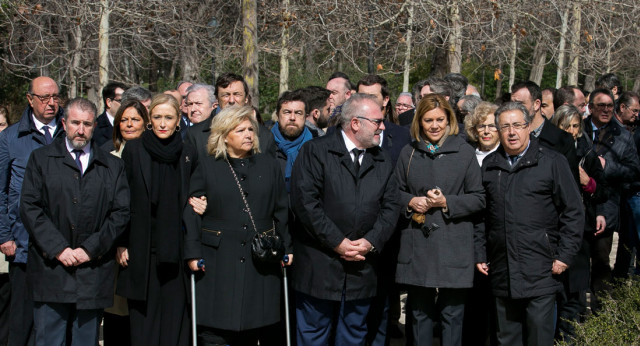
[395,135,485,288]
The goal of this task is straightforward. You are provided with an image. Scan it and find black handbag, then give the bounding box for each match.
[226,158,284,263]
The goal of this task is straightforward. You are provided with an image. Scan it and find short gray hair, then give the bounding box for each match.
[121,86,152,104]
[186,84,217,106]
[340,93,380,130]
[459,95,483,115]
[494,101,532,126]
[64,98,97,121]
[397,92,413,101]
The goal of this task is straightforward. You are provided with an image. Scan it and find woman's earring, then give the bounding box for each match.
[146,123,152,130]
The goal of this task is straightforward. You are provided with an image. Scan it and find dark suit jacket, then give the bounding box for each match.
[381,121,411,167]
[535,118,580,184]
[94,112,114,147]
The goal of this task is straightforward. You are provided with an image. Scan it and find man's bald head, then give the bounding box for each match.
[27,76,60,124]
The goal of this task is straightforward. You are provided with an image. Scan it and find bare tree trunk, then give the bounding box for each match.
[430,37,447,78]
[496,63,503,99]
[567,1,581,86]
[181,37,199,82]
[279,0,290,95]
[508,24,517,91]
[584,72,596,92]
[447,1,462,74]
[555,8,569,88]
[69,25,82,98]
[98,0,110,108]
[528,42,546,85]
[402,0,414,92]
[243,0,259,107]
[632,74,640,93]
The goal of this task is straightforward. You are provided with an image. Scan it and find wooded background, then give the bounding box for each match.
[1,0,639,121]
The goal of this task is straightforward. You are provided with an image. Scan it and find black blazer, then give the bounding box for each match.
[116,138,190,301]
[94,112,114,147]
[381,121,411,166]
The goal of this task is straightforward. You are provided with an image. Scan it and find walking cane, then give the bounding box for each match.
[191,259,205,346]
[282,255,292,346]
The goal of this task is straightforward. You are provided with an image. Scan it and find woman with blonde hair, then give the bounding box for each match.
[184,105,292,345]
[464,102,500,166]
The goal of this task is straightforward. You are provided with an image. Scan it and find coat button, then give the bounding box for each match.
[74,173,79,180]
[72,197,78,204]
[243,224,248,230]
[240,176,246,181]
[70,224,75,230]
[240,257,245,263]
[241,241,246,246]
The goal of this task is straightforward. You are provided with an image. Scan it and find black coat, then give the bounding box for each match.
[395,135,485,288]
[475,139,584,298]
[94,111,114,147]
[116,138,190,301]
[536,118,580,184]
[20,138,130,309]
[290,129,401,301]
[583,117,640,232]
[381,121,411,167]
[183,153,289,331]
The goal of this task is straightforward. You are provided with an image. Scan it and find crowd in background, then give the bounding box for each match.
[0,70,638,346]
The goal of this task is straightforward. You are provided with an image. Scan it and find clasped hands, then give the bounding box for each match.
[408,189,447,214]
[334,238,372,261]
[56,247,91,267]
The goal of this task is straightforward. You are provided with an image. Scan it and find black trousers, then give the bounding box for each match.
[588,231,613,312]
[407,286,467,346]
[197,324,281,346]
[495,294,555,346]
[0,273,10,345]
[128,258,189,346]
[8,262,34,346]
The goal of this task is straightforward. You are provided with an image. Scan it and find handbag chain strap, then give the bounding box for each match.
[225,158,274,235]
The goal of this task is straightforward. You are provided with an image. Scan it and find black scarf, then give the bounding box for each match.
[142,130,183,263]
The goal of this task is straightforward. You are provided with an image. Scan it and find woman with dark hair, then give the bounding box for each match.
[552,104,608,340]
[184,105,291,345]
[116,94,190,345]
[102,99,148,346]
[395,94,485,346]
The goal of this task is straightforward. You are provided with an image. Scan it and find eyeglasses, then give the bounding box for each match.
[356,116,384,127]
[475,124,498,132]
[30,93,60,103]
[498,122,529,131]
[594,103,614,110]
[395,103,413,110]
[111,98,122,103]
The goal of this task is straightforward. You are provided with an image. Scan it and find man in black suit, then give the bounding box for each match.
[94,82,127,146]
[511,81,579,182]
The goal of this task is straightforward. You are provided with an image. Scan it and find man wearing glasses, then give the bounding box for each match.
[291,93,400,346]
[476,102,583,346]
[94,81,127,146]
[0,76,65,345]
[585,88,640,311]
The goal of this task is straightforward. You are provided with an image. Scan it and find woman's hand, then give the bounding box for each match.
[189,196,208,215]
[188,259,205,272]
[579,166,590,186]
[408,196,429,214]
[117,247,129,267]
[426,189,447,209]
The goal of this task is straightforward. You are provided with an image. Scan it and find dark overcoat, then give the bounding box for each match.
[394,135,485,288]
[93,111,114,147]
[20,138,130,309]
[183,153,290,331]
[475,139,584,299]
[116,138,190,301]
[290,129,400,301]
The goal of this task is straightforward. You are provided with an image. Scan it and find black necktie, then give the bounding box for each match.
[352,148,363,174]
[72,149,83,174]
[42,126,52,145]
[593,129,600,149]
[509,155,519,166]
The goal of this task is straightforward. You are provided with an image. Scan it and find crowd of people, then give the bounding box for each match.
[0,70,638,346]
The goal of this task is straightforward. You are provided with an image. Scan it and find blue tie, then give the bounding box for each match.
[72,149,83,174]
[42,126,52,145]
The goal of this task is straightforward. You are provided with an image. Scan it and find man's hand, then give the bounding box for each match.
[117,247,129,267]
[72,248,91,265]
[0,240,16,257]
[595,215,606,235]
[334,238,367,261]
[56,248,78,267]
[552,259,568,275]
[188,259,205,272]
[476,262,489,276]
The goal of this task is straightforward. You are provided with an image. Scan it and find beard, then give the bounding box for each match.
[279,123,304,140]
[68,134,90,149]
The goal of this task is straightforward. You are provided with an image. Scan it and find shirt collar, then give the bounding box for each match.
[65,137,91,156]
[32,114,57,134]
[106,111,115,126]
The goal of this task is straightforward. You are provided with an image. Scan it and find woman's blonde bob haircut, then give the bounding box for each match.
[410,93,459,141]
[207,105,261,159]
[464,102,499,142]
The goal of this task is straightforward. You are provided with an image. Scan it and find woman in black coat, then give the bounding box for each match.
[552,105,608,340]
[395,94,485,346]
[116,94,191,346]
[184,105,291,346]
